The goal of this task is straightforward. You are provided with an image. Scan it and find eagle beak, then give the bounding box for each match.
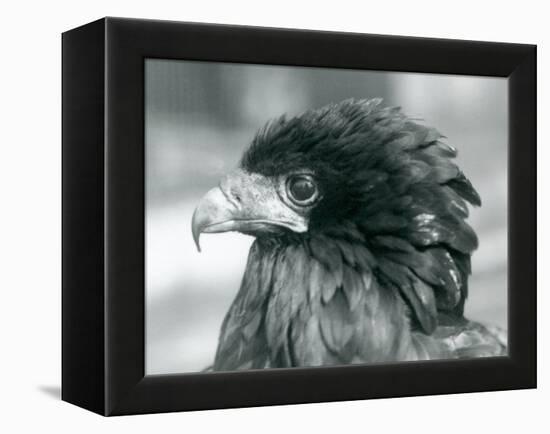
[191,186,239,252]
[191,169,308,252]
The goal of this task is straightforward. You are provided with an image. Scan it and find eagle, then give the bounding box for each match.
[191,98,507,371]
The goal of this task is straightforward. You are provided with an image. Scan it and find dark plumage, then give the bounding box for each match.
[192,98,507,371]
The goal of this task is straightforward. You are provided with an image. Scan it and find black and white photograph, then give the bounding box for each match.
[1,0,543,430]
[145,60,508,374]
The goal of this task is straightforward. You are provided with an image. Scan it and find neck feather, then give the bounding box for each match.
[253,236,433,366]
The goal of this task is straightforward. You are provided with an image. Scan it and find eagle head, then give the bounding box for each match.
[192,98,481,364]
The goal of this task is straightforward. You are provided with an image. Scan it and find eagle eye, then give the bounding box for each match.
[286,174,319,206]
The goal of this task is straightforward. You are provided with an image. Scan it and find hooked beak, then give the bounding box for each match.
[191,186,239,252]
[191,169,308,251]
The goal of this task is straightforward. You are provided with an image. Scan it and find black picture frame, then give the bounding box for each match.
[62,17,536,416]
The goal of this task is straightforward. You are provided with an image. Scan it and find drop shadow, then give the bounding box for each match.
[38,385,61,400]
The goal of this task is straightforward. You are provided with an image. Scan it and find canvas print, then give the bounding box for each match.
[145,60,508,374]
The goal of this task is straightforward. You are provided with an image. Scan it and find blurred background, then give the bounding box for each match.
[145,59,507,375]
